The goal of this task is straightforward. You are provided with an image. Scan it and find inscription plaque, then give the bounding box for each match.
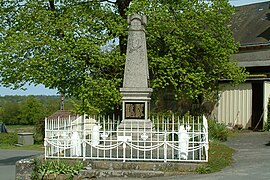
[125,102,145,119]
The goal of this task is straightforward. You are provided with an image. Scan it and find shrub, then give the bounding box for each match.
[0,132,17,145]
[32,159,84,179]
[208,119,229,141]
[34,119,45,144]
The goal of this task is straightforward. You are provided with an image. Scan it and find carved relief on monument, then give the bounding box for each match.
[130,18,142,30]
[128,34,142,54]
[125,102,145,119]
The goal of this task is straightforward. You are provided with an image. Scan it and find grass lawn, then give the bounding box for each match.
[6,124,35,133]
[0,143,44,151]
[199,140,235,173]
[0,125,44,151]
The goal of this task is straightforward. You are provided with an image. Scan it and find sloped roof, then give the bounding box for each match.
[48,110,77,120]
[232,1,270,45]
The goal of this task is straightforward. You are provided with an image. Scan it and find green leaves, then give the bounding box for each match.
[0,0,247,114]
[129,0,247,104]
[32,159,84,179]
[0,1,125,114]
[18,96,44,125]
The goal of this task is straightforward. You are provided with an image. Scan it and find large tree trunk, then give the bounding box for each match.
[49,0,55,11]
[114,0,131,116]
[116,0,131,55]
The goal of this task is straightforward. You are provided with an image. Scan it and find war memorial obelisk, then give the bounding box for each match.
[119,14,153,138]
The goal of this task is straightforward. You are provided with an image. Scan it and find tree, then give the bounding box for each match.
[0,0,247,114]
[17,96,44,125]
[128,0,248,113]
[0,101,21,125]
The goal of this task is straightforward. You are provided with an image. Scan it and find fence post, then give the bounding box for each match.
[83,114,86,161]
[164,130,167,163]
[57,116,60,158]
[123,142,126,162]
[203,115,209,162]
[44,117,47,160]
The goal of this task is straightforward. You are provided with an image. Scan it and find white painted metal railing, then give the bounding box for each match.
[44,114,208,162]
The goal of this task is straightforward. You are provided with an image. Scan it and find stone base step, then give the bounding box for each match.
[109,134,164,142]
[85,160,198,171]
[80,169,165,178]
[117,119,155,129]
[79,160,199,178]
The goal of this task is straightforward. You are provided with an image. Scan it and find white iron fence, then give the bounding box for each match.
[44,114,209,162]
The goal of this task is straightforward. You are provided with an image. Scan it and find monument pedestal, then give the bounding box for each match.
[120,88,152,120]
[119,88,154,141]
[117,119,155,141]
[118,14,156,142]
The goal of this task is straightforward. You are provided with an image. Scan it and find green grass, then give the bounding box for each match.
[196,140,235,174]
[0,125,43,151]
[0,132,17,145]
[6,125,34,133]
[0,132,44,151]
[0,144,44,151]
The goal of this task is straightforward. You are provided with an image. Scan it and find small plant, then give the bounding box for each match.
[208,119,229,141]
[31,158,84,179]
[263,121,270,132]
[266,97,270,131]
[196,164,212,174]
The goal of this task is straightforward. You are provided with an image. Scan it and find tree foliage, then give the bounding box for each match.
[0,95,73,125]
[17,96,44,125]
[0,0,247,114]
[0,101,21,125]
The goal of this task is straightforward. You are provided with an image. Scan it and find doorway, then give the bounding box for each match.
[252,82,264,130]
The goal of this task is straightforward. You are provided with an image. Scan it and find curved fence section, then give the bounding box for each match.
[45,114,208,162]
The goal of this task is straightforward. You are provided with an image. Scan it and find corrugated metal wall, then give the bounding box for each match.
[217,83,252,128]
[263,82,270,124]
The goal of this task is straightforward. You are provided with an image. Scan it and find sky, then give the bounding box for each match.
[230,0,270,6]
[0,0,269,96]
[0,84,58,96]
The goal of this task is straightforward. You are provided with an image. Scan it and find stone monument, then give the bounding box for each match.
[118,14,154,139]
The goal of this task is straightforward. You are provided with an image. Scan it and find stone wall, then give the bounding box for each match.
[16,158,35,180]
[16,158,199,179]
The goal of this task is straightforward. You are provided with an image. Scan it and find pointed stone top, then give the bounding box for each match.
[128,14,147,31]
[120,13,152,121]
[122,13,150,89]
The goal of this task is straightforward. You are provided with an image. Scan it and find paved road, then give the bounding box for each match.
[104,131,270,180]
[157,131,270,180]
[0,149,41,180]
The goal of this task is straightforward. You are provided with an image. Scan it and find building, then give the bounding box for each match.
[214,1,270,129]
